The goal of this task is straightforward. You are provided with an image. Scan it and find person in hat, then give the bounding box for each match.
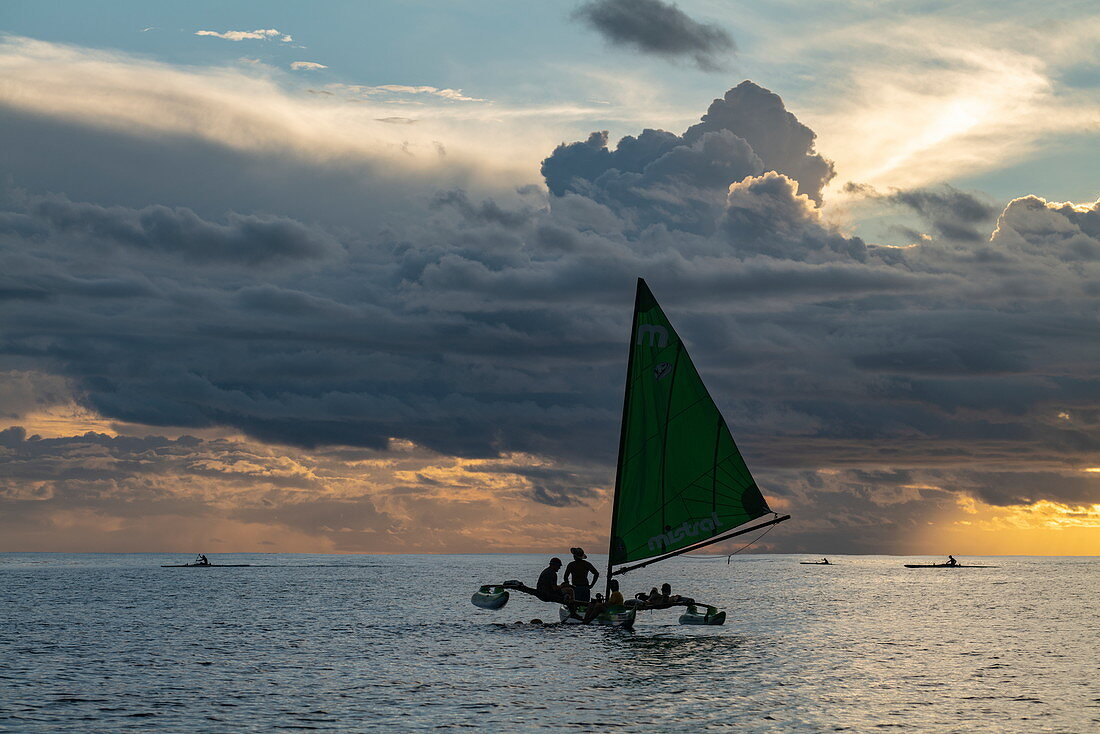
[563,547,599,602]
[535,557,573,604]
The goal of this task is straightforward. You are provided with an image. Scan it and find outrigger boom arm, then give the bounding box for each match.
[610,514,791,577]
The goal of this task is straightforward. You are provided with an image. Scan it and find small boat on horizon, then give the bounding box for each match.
[904,556,995,569]
[161,554,251,568]
[902,567,998,572]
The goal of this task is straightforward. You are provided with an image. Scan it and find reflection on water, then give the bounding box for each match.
[1,553,1097,732]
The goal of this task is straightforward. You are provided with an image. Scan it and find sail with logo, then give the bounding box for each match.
[470,278,789,627]
[605,278,789,580]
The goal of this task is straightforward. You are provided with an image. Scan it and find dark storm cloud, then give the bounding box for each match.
[15,193,341,265]
[2,75,1099,552]
[572,0,735,71]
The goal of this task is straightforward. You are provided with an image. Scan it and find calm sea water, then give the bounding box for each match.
[1,553,1097,732]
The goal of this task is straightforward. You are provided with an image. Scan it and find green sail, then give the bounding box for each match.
[608,279,773,566]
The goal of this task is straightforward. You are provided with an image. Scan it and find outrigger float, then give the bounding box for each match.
[471,279,790,627]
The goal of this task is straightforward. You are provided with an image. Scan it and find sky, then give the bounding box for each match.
[0,0,1098,556]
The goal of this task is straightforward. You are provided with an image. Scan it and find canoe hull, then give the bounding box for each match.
[160,564,251,567]
[902,567,998,572]
[558,604,636,629]
[471,588,510,610]
[678,609,726,625]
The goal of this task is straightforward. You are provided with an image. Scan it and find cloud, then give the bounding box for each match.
[195,29,293,43]
[799,20,1100,196]
[290,61,327,71]
[540,81,835,235]
[845,183,999,243]
[332,84,487,103]
[0,422,612,552]
[1,36,1098,554]
[573,0,735,71]
[5,192,341,265]
[991,195,1100,261]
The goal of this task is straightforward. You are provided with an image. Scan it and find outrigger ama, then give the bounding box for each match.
[471,279,790,627]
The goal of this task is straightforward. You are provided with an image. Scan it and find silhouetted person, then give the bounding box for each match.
[563,547,599,602]
[657,582,693,605]
[606,579,624,606]
[197,554,210,566]
[947,555,958,567]
[822,558,830,565]
[582,580,626,624]
[536,558,573,604]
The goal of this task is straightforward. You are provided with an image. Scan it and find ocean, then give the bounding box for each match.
[1,553,1097,732]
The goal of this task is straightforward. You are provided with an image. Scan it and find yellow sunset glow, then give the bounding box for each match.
[920,496,1100,555]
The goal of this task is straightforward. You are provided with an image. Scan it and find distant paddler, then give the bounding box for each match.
[197,554,210,566]
[946,555,958,567]
[563,547,599,602]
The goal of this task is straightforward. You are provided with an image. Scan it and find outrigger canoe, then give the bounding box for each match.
[800,561,831,565]
[902,567,998,572]
[161,562,251,567]
[472,582,638,628]
[470,279,793,627]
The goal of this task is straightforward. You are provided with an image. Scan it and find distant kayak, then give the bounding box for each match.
[800,562,831,565]
[160,563,251,568]
[902,567,998,572]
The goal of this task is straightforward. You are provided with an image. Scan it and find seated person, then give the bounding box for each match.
[607,579,625,606]
[658,582,687,604]
[582,580,627,623]
[535,557,574,604]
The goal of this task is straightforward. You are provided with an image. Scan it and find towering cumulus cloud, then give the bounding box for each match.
[0,43,1097,553]
[542,82,834,226]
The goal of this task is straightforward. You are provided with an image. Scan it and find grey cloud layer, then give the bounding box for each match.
[573,0,735,70]
[1,78,1098,549]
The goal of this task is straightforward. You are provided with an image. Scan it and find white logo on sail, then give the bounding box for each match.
[647,512,723,552]
[636,325,668,348]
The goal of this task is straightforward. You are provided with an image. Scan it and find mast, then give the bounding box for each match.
[605,277,645,596]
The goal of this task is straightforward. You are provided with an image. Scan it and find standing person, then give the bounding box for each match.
[563,547,599,602]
